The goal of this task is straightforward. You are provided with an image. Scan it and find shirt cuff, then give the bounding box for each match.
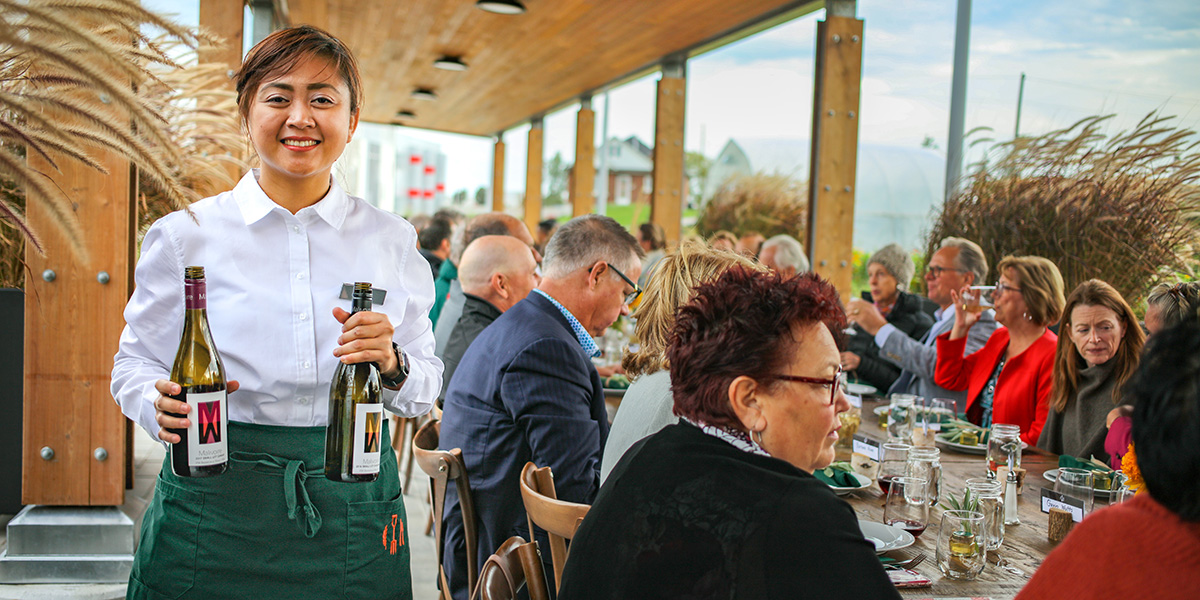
[874,323,898,348]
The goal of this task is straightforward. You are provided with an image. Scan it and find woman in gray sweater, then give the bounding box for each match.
[1040,279,1144,460]
[600,241,763,482]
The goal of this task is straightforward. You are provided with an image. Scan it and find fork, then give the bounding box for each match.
[883,553,926,570]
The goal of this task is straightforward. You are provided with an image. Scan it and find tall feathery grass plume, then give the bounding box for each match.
[926,113,1200,308]
[0,0,205,262]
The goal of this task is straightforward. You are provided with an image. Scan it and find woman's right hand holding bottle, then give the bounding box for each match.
[153,379,239,443]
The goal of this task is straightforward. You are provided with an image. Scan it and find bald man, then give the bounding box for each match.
[438,235,541,401]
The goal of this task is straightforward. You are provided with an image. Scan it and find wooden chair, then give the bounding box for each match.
[390,411,427,490]
[413,418,479,600]
[469,536,551,600]
[518,462,591,593]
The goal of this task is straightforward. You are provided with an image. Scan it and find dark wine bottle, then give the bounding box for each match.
[167,266,229,477]
[325,282,383,483]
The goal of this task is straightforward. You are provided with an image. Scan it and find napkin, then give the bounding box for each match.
[1058,455,1113,473]
[814,463,859,487]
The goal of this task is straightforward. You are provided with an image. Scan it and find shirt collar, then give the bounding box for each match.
[233,169,350,230]
[935,305,954,323]
[533,289,600,358]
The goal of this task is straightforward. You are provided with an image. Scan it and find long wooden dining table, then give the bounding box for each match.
[838,399,1095,600]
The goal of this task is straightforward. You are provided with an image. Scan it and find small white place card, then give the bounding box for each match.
[853,434,881,461]
[1040,488,1086,522]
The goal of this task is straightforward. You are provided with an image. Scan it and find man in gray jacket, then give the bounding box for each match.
[847,237,996,411]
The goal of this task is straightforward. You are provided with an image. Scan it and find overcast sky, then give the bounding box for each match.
[146,0,1200,196]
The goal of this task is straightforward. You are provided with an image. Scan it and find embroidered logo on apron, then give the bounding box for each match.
[382,513,404,555]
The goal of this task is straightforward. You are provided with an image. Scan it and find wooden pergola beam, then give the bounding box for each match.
[524,118,544,234]
[806,4,863,302]
[570,99,595,218]
[651,60,686,245]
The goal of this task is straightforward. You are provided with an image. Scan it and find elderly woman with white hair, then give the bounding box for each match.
[841,243,934,391]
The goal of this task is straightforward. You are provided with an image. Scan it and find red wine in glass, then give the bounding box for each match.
[887,518,928,537]
[878,474,898,495]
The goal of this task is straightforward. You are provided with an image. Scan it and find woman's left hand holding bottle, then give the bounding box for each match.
[331,307,398,376]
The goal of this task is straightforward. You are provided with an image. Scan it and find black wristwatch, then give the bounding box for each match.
[381,342,410,388]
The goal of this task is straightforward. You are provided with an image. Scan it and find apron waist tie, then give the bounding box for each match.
[230,451,324,538]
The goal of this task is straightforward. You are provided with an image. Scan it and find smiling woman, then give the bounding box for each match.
[1039,279,1145,460]
[113,25,439,600]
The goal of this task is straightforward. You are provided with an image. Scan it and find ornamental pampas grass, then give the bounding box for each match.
[0,0,203,262]
[926,114,1200,308]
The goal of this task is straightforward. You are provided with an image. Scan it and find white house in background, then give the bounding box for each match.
[706,138,945,251]
[569,136,691,208]
[337,122,448,216]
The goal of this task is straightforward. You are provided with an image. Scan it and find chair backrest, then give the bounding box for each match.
[518,462,590,593]
[470,536,551,600]
[413,419,479,598]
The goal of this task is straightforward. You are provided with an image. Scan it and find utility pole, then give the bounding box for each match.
[1014,72,1026,139]
[945,0,972,201]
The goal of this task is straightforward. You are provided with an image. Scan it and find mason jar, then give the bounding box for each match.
[965,478,1005,550]
[987,423,1022,478]
[907,446,942,507]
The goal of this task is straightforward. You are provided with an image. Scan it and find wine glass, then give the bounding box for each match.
[883,476,930,537]
[878,443,910,494]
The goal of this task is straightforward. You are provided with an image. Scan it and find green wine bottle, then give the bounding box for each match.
[167,266,229,478]
[325,282,383,482]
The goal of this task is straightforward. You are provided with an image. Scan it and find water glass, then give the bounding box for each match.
[937,510,986,580]
[962,286,996,313]
[928,398,955,431]
[883,476,930,538]
[965,478,1005,550]
[987,423,1022,477]
[888,394,916,443]
[1055,467,1096,515]
[1113,485,1137,504]
[878,443,910,495]
[907,446,942,507]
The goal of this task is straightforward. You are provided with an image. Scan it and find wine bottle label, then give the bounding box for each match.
[184,279,207,310]
[187,390,228,467]
[351,403,384,475]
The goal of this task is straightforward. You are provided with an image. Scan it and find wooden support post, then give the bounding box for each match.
[524,118,544,235]
[492,134,506,212]
[24,151,134,506]
[806,9,863,302]
[199,0,247,198]
[651,63,686,246]
[570,100,595,218]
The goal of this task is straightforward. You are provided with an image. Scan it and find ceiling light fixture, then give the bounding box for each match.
[476,0,526,15]
[433,55,468,71]
[411,88,437,101]
[395,110,416,120]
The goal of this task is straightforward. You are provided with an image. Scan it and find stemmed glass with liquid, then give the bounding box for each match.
[883,476,931,537]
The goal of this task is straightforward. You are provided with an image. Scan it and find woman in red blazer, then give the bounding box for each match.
[935,256,1066,445]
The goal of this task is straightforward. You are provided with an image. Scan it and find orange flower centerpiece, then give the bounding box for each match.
[1121,443,1145,493]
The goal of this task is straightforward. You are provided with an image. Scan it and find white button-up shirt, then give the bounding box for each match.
[112,171,442,441]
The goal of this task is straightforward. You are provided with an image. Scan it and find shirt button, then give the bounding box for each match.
[299,313,308,321]
[303,361,311,369]
[292,225,300,233]
[297,396,310,405]
[297,272,306,280]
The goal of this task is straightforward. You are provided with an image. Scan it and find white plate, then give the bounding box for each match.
[935,437,1028,455]
[1043,468,1115,498]
[846,382,878,396]
[858,520,916,554]
[827,472,872,496]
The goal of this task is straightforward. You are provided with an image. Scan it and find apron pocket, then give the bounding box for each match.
[130,472,205,599]
[345,489,411,599]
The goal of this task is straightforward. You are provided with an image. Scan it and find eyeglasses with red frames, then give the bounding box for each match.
[765,365,846,405]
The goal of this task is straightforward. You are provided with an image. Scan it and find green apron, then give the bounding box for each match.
[128,420,412,600]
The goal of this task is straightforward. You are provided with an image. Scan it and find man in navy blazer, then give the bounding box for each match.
[439,215,643,599]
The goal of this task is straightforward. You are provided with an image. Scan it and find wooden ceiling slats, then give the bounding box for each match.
[285,0,818,135]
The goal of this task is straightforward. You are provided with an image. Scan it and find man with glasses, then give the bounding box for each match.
[848,237,997,406]
[439,214,642,600]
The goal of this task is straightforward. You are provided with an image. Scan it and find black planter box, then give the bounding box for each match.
[0,288,24,514]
